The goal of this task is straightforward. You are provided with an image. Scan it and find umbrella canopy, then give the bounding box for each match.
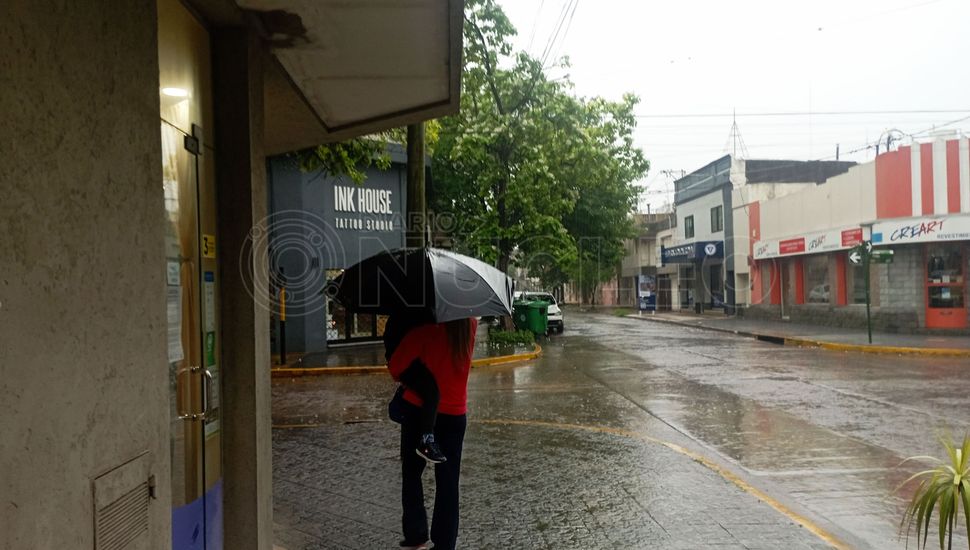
[324,247,514,323]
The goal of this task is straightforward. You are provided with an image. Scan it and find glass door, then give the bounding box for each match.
[159,0,222,547]
[925,244,967,329]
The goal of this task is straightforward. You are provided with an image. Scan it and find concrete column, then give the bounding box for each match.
[212,28,273,550]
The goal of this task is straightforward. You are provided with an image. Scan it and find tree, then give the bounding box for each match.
[296,124,440,185]
[433,0,647,300]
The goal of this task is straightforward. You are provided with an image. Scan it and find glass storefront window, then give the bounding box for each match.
[847,264,867,305]
[927,244,965,310]
[760,262,773,301]
[927,246,964,285]
[804,255,829,304]
[929,286,964,309]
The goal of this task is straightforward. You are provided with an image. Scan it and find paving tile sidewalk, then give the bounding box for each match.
[271,338,847,549]
[627,311,970,352]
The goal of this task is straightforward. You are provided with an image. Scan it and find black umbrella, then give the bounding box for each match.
[324,247,514,323]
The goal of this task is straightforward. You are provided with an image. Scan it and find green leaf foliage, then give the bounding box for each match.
[296,124,441,185]
[899,434,970,550]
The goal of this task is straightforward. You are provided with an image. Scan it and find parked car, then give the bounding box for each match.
[808,284,830,303]
[515,291,564,334]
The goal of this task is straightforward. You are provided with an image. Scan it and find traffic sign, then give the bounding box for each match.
[864,240,873,254]
[849,250,864,265]
[871,249,894,264]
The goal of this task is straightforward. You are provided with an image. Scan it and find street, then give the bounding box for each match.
[272,310,970,549]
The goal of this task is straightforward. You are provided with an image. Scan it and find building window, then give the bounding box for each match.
[804,255,830,304]
[927,244,965,309]
[710,205,723,233]
[685,215,695,239]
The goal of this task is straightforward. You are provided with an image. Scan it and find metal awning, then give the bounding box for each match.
[186,0,463,155]
[240,0,463,154]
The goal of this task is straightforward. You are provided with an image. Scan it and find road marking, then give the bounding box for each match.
[476,418,852,550]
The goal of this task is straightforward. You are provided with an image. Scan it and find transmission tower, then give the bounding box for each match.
[723,110,749,159]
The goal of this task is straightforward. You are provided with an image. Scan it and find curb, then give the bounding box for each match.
[271,343,543,378]
[626,314,970,358]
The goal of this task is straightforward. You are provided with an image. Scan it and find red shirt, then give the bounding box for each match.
[388,319,478,415]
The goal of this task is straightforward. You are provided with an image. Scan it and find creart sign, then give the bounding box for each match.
[753,226,863,260]
[872,215,970,245]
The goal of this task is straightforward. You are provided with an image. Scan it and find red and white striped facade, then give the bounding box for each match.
[875,137,970,219]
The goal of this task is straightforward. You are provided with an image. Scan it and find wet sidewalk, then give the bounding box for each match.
[626,311,970,353]
[271,331,860,549]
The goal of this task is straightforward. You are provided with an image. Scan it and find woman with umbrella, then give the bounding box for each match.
[388,315,477,550]
[326,247,514,550]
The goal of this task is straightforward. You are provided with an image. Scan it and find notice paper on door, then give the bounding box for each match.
[167,286,184,363]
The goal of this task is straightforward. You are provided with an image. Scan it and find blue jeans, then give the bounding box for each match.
[400,401,466,550]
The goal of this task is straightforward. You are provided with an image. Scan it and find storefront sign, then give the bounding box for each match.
[333,184,398,232]
[779,238,805,255]
[753,226,862,260]
[661,241,723,264]
[872,214,970,245]
[841,228,863,247]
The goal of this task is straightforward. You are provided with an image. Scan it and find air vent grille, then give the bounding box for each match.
[93,452,151,550]
[95,482,150,550]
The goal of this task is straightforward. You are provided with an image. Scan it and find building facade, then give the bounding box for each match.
[2,1,463,549]
[661,156,854,314]
[267,148,415,359]
[746,136,970,332]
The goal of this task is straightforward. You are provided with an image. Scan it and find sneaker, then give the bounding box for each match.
[416,433,447,464]
[399,539,430,549]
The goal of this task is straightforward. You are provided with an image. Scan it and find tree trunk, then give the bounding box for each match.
[406,123,426,248]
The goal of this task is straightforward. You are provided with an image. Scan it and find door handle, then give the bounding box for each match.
[177,365,206,421]
[201,368,214,418]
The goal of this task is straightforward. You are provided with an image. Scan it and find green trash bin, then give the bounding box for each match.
[513,300,549,335]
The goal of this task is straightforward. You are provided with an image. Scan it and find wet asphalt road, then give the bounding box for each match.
[272,310,969,549]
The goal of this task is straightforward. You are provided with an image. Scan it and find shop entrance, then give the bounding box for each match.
[160,0,223,547]
[657,275,672,311]
[925,243,967,329]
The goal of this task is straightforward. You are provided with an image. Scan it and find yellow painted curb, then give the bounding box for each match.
[784,337,970,357]
[477,419,851,550]
[271,343,542,378]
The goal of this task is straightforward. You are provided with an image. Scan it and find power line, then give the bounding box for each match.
[635,109,970,119]
[545,0,580,68]
[526,0,545,55]
[538,1,571,67]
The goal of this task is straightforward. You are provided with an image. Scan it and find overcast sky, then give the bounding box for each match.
[496,0,970,212]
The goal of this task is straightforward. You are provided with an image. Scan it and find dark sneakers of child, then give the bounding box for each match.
[416,433,447,464]
[399,539,430,550]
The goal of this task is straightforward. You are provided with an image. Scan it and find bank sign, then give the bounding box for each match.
[754,226,863,260]
[872,214,970,245]
[332,185,397,232]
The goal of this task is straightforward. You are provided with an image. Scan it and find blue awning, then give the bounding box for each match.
[661,241,723,265]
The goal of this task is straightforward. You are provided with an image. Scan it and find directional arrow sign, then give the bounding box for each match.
[864,240,873,254]
[849,250,864,265]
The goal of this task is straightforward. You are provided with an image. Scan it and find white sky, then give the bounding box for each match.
[496,0,970,212]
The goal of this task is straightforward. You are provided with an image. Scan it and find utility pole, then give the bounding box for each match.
[406,123,426,248]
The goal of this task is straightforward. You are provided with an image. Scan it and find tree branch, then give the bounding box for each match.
[465,15,506,115]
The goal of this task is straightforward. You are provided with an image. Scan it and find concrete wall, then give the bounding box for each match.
[0,2,170,548]
[759,162,876,239]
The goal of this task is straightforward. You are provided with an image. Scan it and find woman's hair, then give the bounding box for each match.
[443,318,473,366]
